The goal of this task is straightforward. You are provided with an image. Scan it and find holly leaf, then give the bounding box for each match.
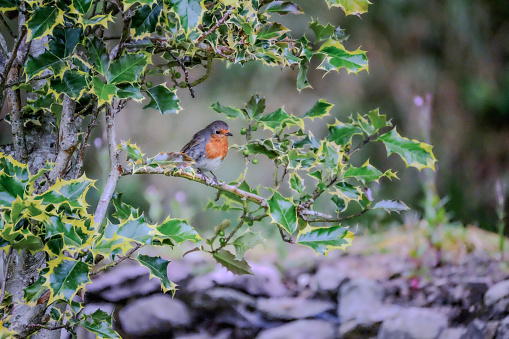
[343,161,383,183]
[92,77,117,105]
[317,39,368,75]
[211,102,245,119]
[289,172,304,194]
[155,216,201,245]
[373,200,409,214]
[107,53,148,84]
[130,0,163,39]
[327,120,363,145]
[85,37,110,75]
[118,140,144,162]
[80,309,120,338]
[26,6,64,41]
[72,0,93,14]
[233,232,264,260]
[49,70,88,100]
[116,84,144,101]
[137,254,178,294]
[309,20,335,43]
[267,190,297,234]
[213,249,253,275]
[377,128,436,171]
[25,51,67,80]
[43,257,90,303]
[168,0,206,34]
[303,99,334,120]
[143,84,181,115]
[297,225,354,255]
[265,1,303,15]
[259,107,303,132]
[245,94,266,118]
[257,22,289,40]
[325,0,371,16]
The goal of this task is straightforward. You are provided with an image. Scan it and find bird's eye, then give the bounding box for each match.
[215,130,221,134]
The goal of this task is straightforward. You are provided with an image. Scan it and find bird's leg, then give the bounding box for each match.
[209,171,219,185]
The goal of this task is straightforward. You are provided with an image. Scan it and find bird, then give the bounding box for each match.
[180,120,233,184]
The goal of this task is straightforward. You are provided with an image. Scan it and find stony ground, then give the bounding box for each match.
[75,226,509,339]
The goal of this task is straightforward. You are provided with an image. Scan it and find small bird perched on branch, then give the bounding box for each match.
[180,120,233,184]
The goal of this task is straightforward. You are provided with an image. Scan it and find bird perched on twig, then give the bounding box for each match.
[180,120,233,184]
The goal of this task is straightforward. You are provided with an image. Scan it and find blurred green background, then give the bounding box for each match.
[2,0,508,236]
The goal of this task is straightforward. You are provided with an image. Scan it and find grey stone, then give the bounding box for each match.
[338,278,384,322]
[256,319,335,339]
[485,280,509,307]
[86,264,161,302]
[224,264,288,297]
[378,307,448,339]
[257,297,335,320]
[438,327,467,339]
[311,266,348,292]
[462,319,486,339]
[496,316,509,339]
[339,304,401,339]
[119,294,191,337]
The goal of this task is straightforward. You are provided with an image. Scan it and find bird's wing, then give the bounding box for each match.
[180,133,206,153]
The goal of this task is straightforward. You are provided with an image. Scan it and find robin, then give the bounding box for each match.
[180,120,233,184]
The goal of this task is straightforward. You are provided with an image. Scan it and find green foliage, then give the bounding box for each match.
[0,0,438,336]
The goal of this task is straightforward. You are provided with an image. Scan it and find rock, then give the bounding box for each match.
[223,264,287,297]
[338,278,384,322]
[257,297,335,320]
[378,307,448,339]
[461,319,486,339]
[86,264,161,303]
[256,319,335,339]
[485,280,509,307]
[118,294,191,337]
[496,316,509,339]
[311,266,348,292]
[438,327,468,339]
[338,304,401,339]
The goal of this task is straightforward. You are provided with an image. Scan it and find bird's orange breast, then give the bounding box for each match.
[206,135,229,160]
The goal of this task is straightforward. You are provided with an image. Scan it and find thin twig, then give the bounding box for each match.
[91,243,143,276]
[190,53,213,87]
[27,323,70,331]
[167,49,195,98]
[5,74,52,89]
[213,207,248,253]
[197,5,235,43]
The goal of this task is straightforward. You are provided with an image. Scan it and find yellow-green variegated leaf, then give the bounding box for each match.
[77,14,115,30]
[297,225,354,255]
[377,128,437,171]
[168,0,206,35]
[154,216,202,245]
[49,70,88,100]
[43,256,90,304]
[107,53,149,84]
[267,190,297,234]
[317,39,368,75]
[25,6,64,41]
[137,254,178,294]
[92,77,117,105]
[36,174,95,211]
[303,99,334,120]
[143,84,181,115]
[325,0,371,16]
[130,0,163,39]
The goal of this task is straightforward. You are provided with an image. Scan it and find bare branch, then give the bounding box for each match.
[48,95,77,184]
[212,207,248,253]
[125,165,268,207]
[5,74,52,89]
[93,100,124,227]
[167,49,195,98]
[197,5,234,43]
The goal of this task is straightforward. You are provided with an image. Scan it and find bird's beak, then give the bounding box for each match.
[226,131,233,136]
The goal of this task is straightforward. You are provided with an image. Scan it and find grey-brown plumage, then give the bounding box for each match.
[180,120,233,183]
